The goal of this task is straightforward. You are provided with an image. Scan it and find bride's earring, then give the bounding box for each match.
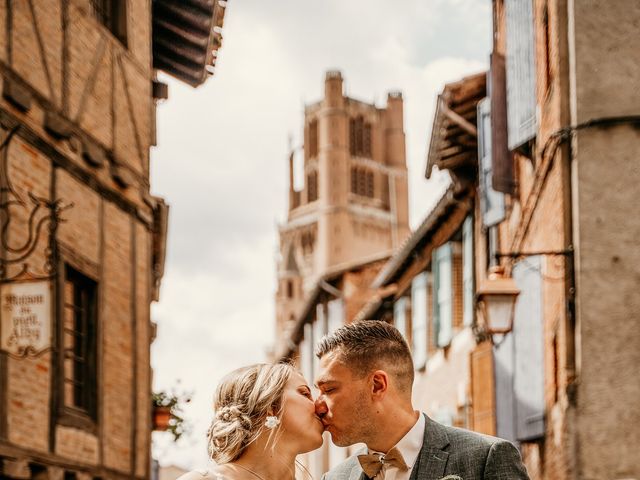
[264,416,280,429]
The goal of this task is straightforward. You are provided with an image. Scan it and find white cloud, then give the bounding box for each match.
[150,0,491,470]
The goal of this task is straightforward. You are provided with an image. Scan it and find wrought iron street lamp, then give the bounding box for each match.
[476,266,520,336]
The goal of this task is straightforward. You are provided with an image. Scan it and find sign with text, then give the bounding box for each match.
[0,280,52,357]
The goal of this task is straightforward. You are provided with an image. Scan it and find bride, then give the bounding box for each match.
[179,363,324,480]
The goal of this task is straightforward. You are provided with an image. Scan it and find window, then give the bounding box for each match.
[286,280,294,298]
[91,0,128,46]
[350,167,375,198]
[411,273,428,369]
[63,266,98,419]
[433,243,453,348]
[308,120,318,158]
[349,116,372,157]
[307,170,318,202]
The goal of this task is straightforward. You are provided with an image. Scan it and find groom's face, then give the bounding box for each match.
[314,351,375,446]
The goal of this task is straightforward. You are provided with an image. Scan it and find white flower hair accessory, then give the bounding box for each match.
[264,415,280,429]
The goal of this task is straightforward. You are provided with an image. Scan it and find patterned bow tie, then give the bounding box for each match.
[357,447,408,479]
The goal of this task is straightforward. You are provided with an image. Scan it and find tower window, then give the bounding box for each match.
[307,170,318,202]
[308,120,318,158]
[91,0,128,46]
[286,280,294,298]
[351,167,375,198]
[349,116,372,157]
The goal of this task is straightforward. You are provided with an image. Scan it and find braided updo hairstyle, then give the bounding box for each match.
[207,363,294,463]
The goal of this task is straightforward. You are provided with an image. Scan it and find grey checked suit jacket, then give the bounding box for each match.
[321,414,529,480]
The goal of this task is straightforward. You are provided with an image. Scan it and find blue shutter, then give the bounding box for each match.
[513,256,545,441]
[494,333,516,442]
[506,0,537,149]
[433,244,453,348]
[411,273,428,369]
[462,216,474,327]
[477,98,506,228]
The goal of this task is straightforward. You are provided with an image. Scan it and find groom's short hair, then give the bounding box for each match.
[315,320,414,393]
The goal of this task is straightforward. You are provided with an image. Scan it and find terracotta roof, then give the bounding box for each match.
[152,0,227,87]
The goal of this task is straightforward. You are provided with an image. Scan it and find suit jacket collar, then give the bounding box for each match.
[351,414,451,480]
[409,414,451,480]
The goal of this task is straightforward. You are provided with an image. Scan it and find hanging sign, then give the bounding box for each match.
[0,280,52,358]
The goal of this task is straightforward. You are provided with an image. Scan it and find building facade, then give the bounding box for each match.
[0,1,226,479]
[274,71,410,356]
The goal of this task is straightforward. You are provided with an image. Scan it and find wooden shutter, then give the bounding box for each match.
[490,53,515,194]
[494,332,516,442]
[505,0,537,150]
[462,216,474,327]
[513,256,545,440]
[477,98,506,228]
[411,273,428,369]
[433,244,453,348]
[470,341,496,435]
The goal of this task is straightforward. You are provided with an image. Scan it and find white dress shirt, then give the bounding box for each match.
[367,412,425,480]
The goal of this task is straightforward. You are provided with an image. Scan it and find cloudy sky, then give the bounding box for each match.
[150,0,491,470]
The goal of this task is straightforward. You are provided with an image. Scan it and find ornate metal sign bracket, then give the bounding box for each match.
[0,125,73,359]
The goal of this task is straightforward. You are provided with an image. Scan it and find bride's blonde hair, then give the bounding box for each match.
[207,362,294,463]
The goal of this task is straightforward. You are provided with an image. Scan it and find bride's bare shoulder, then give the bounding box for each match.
[177,468,228,480]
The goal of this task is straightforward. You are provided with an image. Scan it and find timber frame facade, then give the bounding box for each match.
[0,1,226,479]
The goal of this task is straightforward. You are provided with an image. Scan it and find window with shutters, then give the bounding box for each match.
[62,266,98,420]
[411,273,428,369]
[505,0,537,150]
[432,244,453,348]
[477,98,506,228]
[365,171,374,198]
[308,120,319,158]
[462,216,474,326]
[91,0,127,46]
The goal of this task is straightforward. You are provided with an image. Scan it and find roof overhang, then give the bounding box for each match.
[425,72,486,182]
[152,0,227,87]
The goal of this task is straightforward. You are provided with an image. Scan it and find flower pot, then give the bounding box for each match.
[153,406,171,431]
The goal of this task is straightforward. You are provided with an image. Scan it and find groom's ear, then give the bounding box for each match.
[370,370,389,398]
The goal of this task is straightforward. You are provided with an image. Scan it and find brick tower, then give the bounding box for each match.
[274,71,410,350]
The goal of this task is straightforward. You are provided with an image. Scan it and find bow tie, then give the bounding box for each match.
[357,447,409,479]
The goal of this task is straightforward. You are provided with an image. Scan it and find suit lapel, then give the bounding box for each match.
[410,414,450,480]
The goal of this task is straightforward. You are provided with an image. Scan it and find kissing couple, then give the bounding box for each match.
[180,320,530,480]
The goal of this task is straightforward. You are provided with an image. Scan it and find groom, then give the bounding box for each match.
[314,320,529,480]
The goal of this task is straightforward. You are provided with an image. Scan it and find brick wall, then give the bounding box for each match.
[0,1,158,478]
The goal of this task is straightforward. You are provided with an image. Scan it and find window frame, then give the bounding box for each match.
[56,262,99,432]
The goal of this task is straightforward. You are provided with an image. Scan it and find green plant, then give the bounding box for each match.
[152,388,192,442]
